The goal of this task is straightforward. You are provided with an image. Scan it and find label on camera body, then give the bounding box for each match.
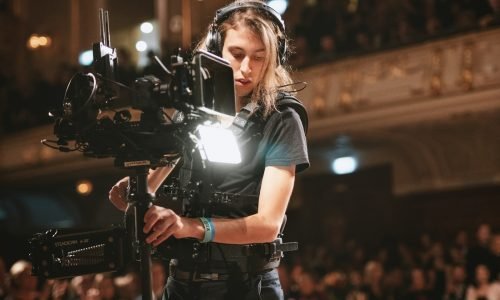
[124,160,151,167]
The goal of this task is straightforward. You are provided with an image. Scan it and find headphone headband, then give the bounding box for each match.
[206,1,287,65]
[213,1,285,33]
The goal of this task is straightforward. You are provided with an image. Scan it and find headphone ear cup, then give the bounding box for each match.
[206,24,223,56]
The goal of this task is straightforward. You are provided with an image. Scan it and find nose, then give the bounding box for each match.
[240,56,251,76]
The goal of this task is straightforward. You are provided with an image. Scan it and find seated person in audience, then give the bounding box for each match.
[466,264,500,300]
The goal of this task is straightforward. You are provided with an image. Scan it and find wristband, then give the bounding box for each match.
[199,217,215,243]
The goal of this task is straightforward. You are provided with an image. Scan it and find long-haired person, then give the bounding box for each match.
[109,1,309,299]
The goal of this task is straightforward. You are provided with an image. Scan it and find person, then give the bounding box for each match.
[404,267,433,300]
[466,224,494,284]
[7,260,39,300]
[361,260,386,300]
[443,264,467,300]
[152,260,167,299]
[490,234,500,282]
[465,264,500,300]
[108,1,309,299]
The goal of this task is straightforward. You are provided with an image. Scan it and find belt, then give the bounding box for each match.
[170,268,249,282]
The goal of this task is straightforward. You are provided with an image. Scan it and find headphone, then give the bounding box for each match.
[205,1,288,65]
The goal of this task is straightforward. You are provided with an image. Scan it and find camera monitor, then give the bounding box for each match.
[192,50,236,116]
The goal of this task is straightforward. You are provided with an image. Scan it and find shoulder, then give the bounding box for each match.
[275,93,308,134]
[264,106,305,134]
[491,282,500,293]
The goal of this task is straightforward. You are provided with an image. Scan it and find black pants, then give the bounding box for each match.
[162,269,283,300]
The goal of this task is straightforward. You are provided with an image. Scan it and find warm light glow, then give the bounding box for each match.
[38,36,52,46]
[197,125,241,164]
[135,40,148,52]
[76,180,93,196]
[140,22,154,34]
[27,34,52,49]
[28,35,40,49]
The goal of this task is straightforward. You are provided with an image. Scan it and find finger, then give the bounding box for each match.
[145,221,166,243]
[152,232,171,247]
[143,215,160,234]
[144,206,174,224]
[146,215,179,243]
[150,221,177,245]
[144,206,160,224]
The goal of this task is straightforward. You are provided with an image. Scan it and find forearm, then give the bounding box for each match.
[178,166,295,244]
[179,213,281,244]
[215,214,282,243]
[109,158,179,212]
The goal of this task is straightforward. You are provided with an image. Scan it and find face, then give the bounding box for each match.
[222,25,266,102]
[452,266,466,283]
[475,264,490,284]
[477,224,491,244]
[98,277,116,300]
[492,235,500,255]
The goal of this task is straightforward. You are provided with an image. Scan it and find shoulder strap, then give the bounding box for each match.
[231,93,308,135]
[276,92,308,135]
[231,102,260,136]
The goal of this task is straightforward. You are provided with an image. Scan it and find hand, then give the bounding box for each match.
[143,205,183,246]
[109,177,129,211]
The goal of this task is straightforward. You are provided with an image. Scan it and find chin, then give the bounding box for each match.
[239,88,253,97]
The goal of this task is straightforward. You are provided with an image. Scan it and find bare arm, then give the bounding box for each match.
[143,165,295,245]
[210,165,295,243]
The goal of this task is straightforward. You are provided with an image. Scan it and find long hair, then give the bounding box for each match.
[196,0,293,117]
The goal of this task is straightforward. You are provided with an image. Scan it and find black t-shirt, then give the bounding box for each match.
[180,105,309,218]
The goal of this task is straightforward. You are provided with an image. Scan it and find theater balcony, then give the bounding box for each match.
[1,27,500,199]
[297,27,500,196]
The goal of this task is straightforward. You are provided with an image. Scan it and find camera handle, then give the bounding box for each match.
[125,166,154,300]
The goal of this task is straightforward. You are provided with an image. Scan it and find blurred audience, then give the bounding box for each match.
[151,260,166,300]
[287,0,498,67]
[466,223,494,284]
[113,271,140,300]
[8,260,38,300]
[2,223,500,299]
[443,264,467,300]
[0,257,9,299]
[281,223,500,300]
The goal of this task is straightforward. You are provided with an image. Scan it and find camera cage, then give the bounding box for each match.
[47,47,236,168]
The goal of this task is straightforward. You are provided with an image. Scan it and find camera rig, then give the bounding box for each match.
[31,9,237,300]
[42,9,235,166]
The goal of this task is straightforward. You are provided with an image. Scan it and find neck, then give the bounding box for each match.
[236,96,250,112]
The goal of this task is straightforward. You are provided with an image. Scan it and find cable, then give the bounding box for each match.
[275,81,308,93]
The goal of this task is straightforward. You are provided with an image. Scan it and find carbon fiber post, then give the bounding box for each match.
[127,166,154,300]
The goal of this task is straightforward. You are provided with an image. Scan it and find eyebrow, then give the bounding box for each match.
[227,46,266,53]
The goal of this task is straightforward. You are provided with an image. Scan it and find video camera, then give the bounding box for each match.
[43,9,236,168]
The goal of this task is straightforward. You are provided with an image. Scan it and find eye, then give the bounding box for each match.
[254,55,265,62]
[231,51,244,60]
